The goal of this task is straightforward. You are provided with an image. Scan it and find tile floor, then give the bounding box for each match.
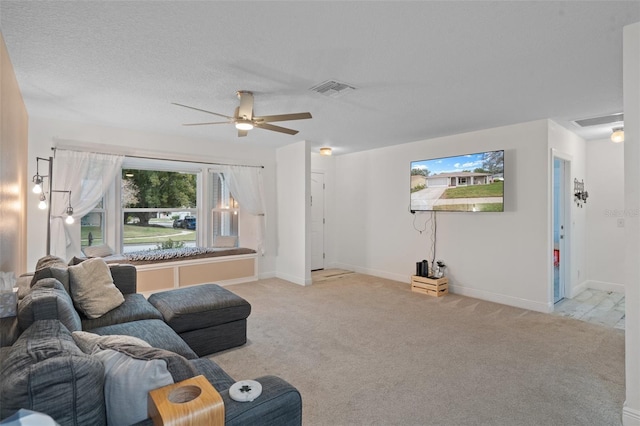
[553,289,625,330]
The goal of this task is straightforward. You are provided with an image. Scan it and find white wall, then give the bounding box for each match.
[623,21,640,426]
[586,137,625,292]
[276,140,311,285]
[548,121,588,298]
[26,116,278,275]
[333,120,552,312]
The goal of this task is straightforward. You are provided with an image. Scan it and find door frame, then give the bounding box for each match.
[550,149,572,309]
[310,171,325,271]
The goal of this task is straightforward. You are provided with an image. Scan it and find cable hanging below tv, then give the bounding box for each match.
[410,149,504,212]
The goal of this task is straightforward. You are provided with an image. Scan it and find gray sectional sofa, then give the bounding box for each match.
[0,260,301,425]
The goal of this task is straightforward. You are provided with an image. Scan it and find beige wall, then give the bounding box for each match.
[0,32,28,275]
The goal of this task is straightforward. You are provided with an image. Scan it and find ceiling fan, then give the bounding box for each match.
[172,91,312,137]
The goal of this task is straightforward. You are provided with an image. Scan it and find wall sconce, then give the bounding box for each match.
[574,178,588,208]
[611,127,624,143]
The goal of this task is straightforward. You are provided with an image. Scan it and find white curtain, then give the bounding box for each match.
[50,150,124,259]
[220,165,266,254]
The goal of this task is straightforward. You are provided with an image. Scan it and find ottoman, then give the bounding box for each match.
[148,284,251,356]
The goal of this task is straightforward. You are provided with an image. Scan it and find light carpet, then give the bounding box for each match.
[210,274,624,426]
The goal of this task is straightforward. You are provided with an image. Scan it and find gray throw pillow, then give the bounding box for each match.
[68,258,125,319]
[92,343,197,425]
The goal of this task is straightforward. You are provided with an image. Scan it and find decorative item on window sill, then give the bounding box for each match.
[574,178,588,207]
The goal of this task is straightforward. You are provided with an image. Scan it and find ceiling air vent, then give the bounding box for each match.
[573,113,624,127]
[310,80,356,98]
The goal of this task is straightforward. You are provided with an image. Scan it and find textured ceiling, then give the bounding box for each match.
[1,1,639,155]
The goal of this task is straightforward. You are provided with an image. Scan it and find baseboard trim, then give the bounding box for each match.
[258,271,276,279]
[449,284,551,313]
[275,271,312,286]
[332,263,549,312]
[623,403,640,425]
[587,280,625,294]
[569,281,588,299]
[332,263,410,284]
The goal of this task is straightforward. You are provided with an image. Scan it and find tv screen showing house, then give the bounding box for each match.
[410,150,504,212]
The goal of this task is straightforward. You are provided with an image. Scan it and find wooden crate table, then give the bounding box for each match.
[411,275,449,297]
[148,375,224,426]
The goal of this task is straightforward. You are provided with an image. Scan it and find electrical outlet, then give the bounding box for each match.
[617,218,625,228]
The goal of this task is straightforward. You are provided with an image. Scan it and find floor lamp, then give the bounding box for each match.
[32,157,74,256]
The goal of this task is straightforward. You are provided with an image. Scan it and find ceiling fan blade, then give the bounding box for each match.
[237,91,254,120]
[238,129,249,137]
[182,121,230,126]
[254,112,312,123]
[255,122,299,135]
[172,102,233,119]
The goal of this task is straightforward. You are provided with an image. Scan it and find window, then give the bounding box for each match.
[81,199,105,248]
[121,169,198,253]
[211,172,238,244]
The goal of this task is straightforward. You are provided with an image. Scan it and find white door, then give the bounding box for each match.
[311,172,325,271]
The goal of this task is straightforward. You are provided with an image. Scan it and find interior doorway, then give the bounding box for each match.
[311,172,325,271]
[552,154,571,304]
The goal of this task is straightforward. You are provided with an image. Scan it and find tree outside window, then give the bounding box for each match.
[121,169,197,252]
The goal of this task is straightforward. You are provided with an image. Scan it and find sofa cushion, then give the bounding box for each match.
[93,343,197,426]
[0,320,106,425]
[89,319,198,359]
[71,330,151,354]
[18,278,82,333]
[30,267,70,294]
[68,258,125,319]
[148,284,251,333]
[81,293,163,330]
[30,255,69,289]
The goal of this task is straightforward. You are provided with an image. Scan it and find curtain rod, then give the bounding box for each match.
[51,147,264,169]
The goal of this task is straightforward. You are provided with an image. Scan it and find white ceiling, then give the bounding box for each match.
[1,1,638,155]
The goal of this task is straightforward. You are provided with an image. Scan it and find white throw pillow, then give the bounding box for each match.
[93,348,174,426]
[68,258,124,319]
[72,331,151,354]
[212,235,238,248]
[82,244,115,258]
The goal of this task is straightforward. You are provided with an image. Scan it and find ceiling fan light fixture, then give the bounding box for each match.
[320,147,332,156]
[611,127,624,143]
[235,120,254,131]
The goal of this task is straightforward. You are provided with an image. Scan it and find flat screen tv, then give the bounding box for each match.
[410,150,504,212]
